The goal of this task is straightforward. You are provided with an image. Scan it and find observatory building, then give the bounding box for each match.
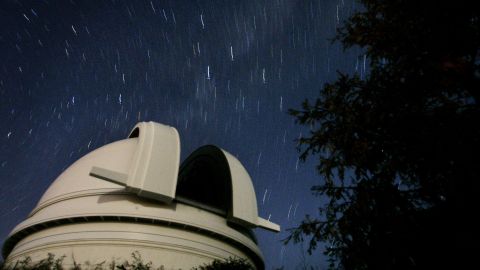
[2,122,279,269]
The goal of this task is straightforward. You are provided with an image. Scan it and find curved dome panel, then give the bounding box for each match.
[33,138,138,215]
[91,122,180,203]
[178,146,279,232]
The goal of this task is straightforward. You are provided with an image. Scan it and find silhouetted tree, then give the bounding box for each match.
[287,0,479,269]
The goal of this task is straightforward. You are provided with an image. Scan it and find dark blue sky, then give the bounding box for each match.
[0,0,363,268]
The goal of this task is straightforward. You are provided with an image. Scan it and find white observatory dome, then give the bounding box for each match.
[2,122,279,269]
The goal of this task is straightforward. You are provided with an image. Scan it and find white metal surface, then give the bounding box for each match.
[6,222,255,269]
[90,122,180,203]
[3,121,279,270]
[221,149,280,232]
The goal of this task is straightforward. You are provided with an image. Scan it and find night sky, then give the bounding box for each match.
[0,1,364,268]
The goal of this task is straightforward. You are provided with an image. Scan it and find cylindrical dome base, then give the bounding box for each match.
[5,221,256,269]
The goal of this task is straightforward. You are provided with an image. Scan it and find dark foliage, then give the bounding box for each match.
[287,0,479,269]
[192,257,254,270]
[1,253,66,270]
[0,253,253,270]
